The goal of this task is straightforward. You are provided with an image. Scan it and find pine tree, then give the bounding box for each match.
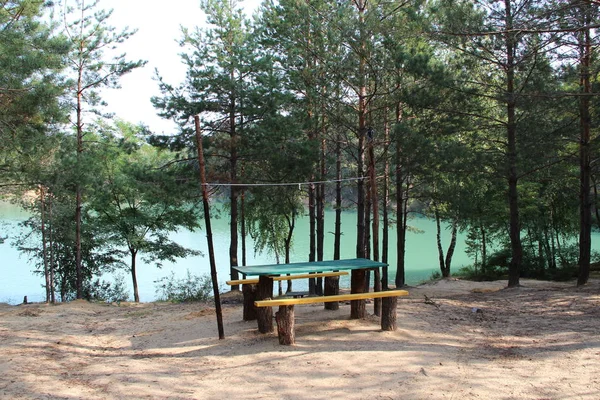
[61,0,145,298]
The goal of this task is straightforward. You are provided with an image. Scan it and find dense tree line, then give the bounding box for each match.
[1,0,599,302]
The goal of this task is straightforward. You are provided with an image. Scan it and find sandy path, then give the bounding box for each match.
[1,278,599,399]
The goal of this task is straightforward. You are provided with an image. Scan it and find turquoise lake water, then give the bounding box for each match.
[0,200,481,304]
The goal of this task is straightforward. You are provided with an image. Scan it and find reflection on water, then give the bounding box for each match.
[1,201,471,304]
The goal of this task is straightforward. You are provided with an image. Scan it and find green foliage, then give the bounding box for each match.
[154,270,213,303]
[90,121,202,301]
[0,0,69,186]
[85,274,130,303]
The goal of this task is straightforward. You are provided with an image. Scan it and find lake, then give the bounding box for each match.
[1,200,472,304]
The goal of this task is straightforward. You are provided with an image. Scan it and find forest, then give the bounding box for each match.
[1,0,599,303]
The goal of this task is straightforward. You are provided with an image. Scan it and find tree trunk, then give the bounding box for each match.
[324,276,340,310]
[355,0,367,260]
[505,0,522,288]
[195,115,225,339]
[481,225,487,273]
[382,110,390,289]
[369,138,381,316]
[444,219,458,277]
[75,61,84,300]
[257,275,274,334]
[395,106,407,288]
[308,182,316,294]
[40,186,50,303]
[334,130,342,261]
[229,69,240,290]
[275,305,295,345]
[49,199,55,303]
[578,3,592,286]
[434,207,448,277]
[351,269,367,319]
[242,284,258,321]
[315,135,326,296]
[285,215,294,293]
[131,249,139,303]
[381,296,398,331]
[241,189,247,268]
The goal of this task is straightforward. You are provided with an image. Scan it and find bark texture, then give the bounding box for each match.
[381,296,398,331]
[323,276,340,310]
[256,276,274,333]
[351,269,367,319]
[275,305,295,345]
[242,284,258,321]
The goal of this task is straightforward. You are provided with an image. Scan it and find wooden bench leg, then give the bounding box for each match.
[381,296,398,331]
[257,276,274,334]
[242,284,258,321]
[323,276,340,310]
[275,305,295,345]
[351,269,367,319]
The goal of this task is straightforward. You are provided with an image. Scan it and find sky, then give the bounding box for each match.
[95,0,262,134]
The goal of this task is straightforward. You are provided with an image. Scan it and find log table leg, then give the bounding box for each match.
[381,296,398,331]
[323,275,340,310]
[242,283,258,321]
[275,305,295,345]
[350,269,367,319]
[256,275,274,334]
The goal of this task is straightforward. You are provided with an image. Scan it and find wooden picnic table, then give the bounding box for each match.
[233,258,388,333]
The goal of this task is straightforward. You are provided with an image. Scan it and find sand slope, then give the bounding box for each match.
[1,278,599,399]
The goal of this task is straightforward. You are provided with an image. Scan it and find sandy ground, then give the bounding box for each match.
[1,278,599,400]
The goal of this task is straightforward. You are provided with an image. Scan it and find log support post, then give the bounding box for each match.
[275,305,295,345]
[242,284,258,321]
[323,276,340,310]
[351,269,367,319]
[256,275,274,333]
[381,295,398,331]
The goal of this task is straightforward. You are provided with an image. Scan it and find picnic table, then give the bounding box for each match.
[232,258,405,341]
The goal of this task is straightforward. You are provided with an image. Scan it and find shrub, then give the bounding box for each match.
[85,273,130,303]
[154,270,213,303]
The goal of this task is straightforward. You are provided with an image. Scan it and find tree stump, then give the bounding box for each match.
[256,275,274,334]
[275,305,295,345]
[324,276,340,310]
[350,269,367,319]
[381,296,398,331]
[242,284,258,321]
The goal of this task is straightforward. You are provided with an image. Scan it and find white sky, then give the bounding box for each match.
[97,0,262,134]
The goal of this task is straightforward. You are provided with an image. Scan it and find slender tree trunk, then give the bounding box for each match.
[351,0,368,319]
[504,0,522,288]
[308,181,316,294]
[40,186,50,303]
[75,62,84,299]
[364,172,372,288]
[355,0,367,261]
[444,219,458,276]
[434,207,447,277]
[131,248,139,302]
[229,67,240,290]
[334,131,342,261]
[285,214,294,293]
[49,199,55,303]
[382,110,390,289]
[315,135,326,296]
[195,116,225,339]
[481,225,487,273]
[578,3,592,286]
[395,106,407,288]
[241,189,247,268]
[369,136,381,316]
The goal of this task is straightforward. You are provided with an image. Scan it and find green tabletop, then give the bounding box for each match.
[233,258,387,276]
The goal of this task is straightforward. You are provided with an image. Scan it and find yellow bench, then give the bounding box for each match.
[255,289,409,345]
